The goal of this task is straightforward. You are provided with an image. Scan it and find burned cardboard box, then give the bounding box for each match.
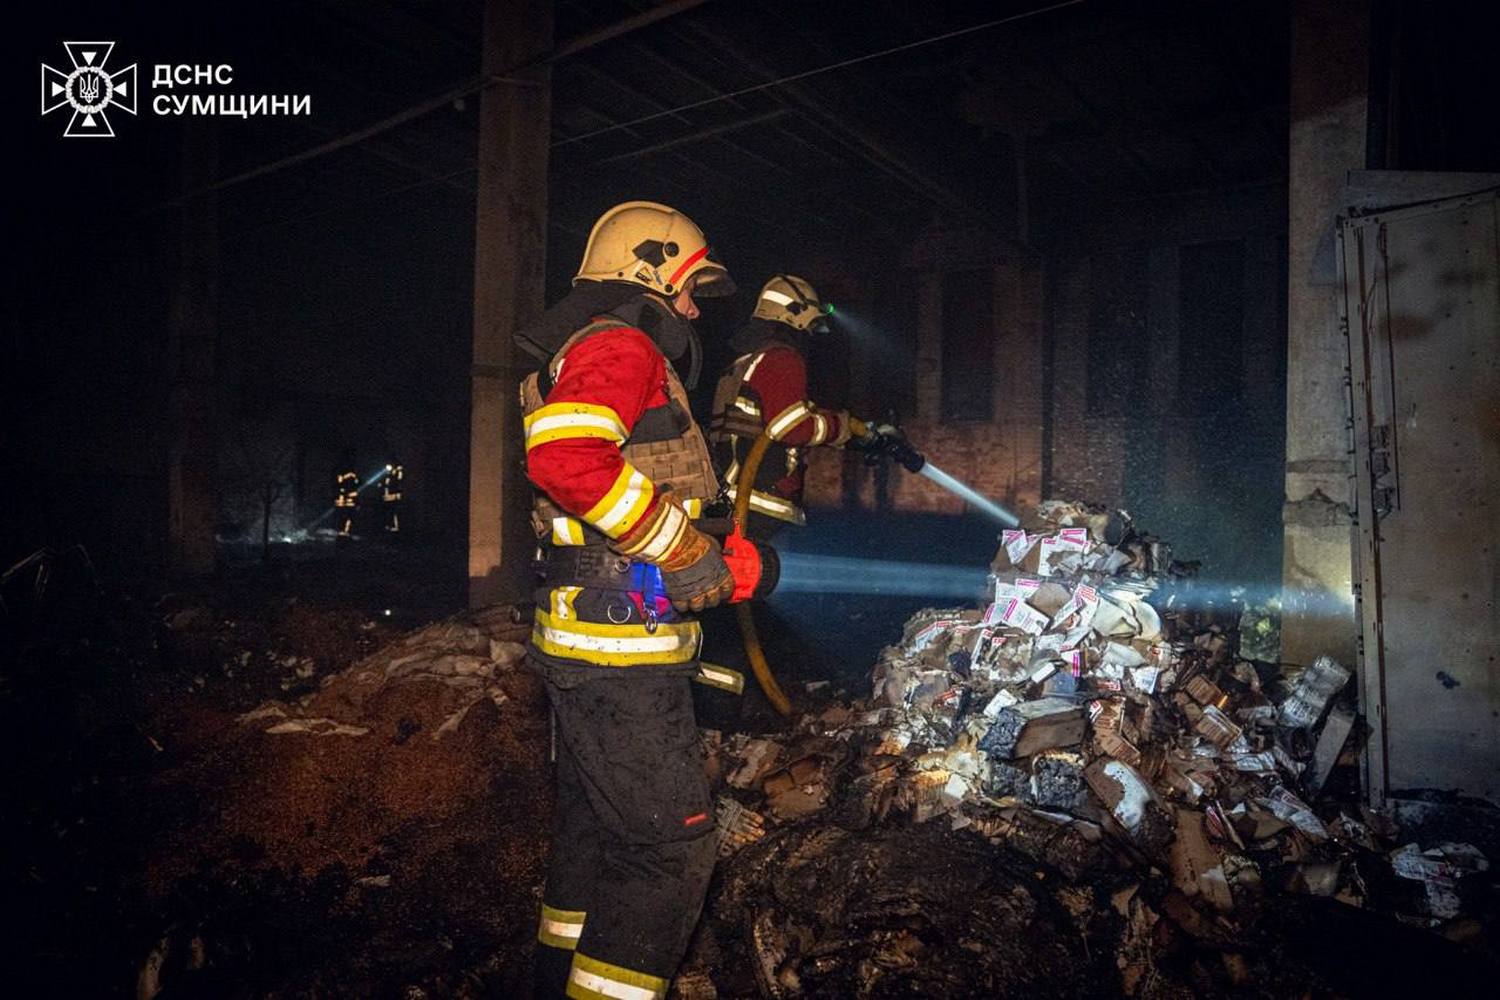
[979,697,1086,760]
[1031,749,1089,814]
[1168,806,1235,913]
[1084,758,1175,854]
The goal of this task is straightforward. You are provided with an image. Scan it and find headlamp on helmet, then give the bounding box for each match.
[753,274,831,333]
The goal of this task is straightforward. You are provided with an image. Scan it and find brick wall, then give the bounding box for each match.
[805,209,1285,585]
[805,257,1046,515]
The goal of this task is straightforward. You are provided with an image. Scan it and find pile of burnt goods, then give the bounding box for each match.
[695,500,1494,998]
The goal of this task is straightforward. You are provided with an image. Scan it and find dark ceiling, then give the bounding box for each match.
[7,0,1290,481]
[19,0,1288,273]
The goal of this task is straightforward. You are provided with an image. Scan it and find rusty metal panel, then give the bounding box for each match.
[1342,187,1500,806]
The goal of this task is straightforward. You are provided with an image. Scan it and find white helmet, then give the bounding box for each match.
[575,200,734,298]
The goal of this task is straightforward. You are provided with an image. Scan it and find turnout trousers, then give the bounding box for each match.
[532,662,717,1000]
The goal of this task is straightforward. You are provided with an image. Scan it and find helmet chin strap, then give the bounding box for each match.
[682,325,703,391]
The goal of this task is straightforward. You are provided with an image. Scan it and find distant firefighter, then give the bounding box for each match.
[335,464,359,538]
[380,461,404,534]
[711,273,867,534]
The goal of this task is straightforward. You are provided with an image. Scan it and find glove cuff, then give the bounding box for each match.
[612,493,691,564]
[657,524,713,573]
[830,411,857,448]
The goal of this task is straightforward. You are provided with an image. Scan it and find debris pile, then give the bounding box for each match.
[237,604,528,742]
[123,603,552,998]
[145,604,546,877]
[703,500,1493,995]
[154,596,404,707]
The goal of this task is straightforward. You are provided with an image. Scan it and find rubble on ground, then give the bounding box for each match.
[128,603,551,998]
[235,604,528,743]
[701,499,1495,996]
[708,823,1098,998]
[147,604,545,883]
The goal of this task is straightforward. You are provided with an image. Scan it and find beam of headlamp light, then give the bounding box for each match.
[824,305,902,365]
[772,551,1356,623]
[917,462,1020,528]
[300,467,392,533]
[772,552,989,598]
[1151,579,1356,618]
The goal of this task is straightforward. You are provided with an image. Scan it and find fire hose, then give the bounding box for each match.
[728,417,930,715]
[729,432,794,715]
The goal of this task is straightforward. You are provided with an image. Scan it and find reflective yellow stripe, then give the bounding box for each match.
[538,904,586,950]
[532,610,701,666]
[742,351,767,382]
[694,662,745,694]
[749,490,806,524]
[551,516,586,546]
[733,396,762,419]
[582,465,655,537]
[550,586,581,620]
[808,412,830,445]
[724,484,806,525]
[567,952,667,1000]
[766,401,812,441]
[525,402,629,451]
[614,499,688,561]
[683,498,703,518]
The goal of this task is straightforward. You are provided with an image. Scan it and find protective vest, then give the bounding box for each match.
[709,349,808,525]
[521,316,718,548]
[520,316,719,671]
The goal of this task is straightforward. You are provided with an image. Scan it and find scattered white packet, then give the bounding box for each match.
[1001,529,1035,565]
[983,689,1021,717]
[1033,633,1066,655]
[1050,582,1101,630]
[911,619,963,652]
[996,597,1048,635]
[1036,528,1088,576]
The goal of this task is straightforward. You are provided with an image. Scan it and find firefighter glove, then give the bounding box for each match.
[658,529,735,612]
[613,493,735,611]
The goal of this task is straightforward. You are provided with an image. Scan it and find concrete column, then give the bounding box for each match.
[468,0,552,608]
[166,123,219,577]
[1283,0,1368,666]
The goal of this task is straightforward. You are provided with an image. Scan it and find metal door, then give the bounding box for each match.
[1341,187,1500,806]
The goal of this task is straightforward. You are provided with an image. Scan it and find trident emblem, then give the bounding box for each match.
[41,42,137,138]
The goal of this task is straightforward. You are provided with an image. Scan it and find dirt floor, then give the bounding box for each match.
[3,542,1498,998]
[4,547,551,999]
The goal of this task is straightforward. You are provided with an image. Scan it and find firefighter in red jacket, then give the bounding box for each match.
[518,201,737,999]
[710,273,865,534]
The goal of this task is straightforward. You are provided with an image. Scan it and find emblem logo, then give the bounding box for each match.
[41,42,137,137]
